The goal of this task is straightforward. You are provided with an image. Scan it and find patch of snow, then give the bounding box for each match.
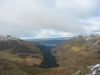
[91,64,100,71]
[88,64,100,75]
[74,70,81,75]
[0,35,17,41]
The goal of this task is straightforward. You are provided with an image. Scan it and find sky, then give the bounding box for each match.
[0,0,100,38]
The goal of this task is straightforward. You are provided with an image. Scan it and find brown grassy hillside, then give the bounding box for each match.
[52,35,100,75]
[0,36,44,75]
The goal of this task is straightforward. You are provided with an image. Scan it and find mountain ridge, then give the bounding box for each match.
[53,35,100,75]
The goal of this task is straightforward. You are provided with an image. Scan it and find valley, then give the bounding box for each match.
[0,35,100,75]
[0,35,66,75]
[27,37,66,68]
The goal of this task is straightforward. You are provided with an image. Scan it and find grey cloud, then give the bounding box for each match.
[0,0,99,37]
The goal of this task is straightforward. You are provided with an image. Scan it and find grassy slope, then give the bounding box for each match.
[0,58,29,75]
[0,50,45,75]
[52,35,100,74]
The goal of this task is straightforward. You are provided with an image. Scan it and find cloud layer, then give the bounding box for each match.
[0,0,100,37]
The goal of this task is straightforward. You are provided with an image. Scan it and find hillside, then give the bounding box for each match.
[0,35,100,75]
[52,35,100,75]
[0,35,45,75]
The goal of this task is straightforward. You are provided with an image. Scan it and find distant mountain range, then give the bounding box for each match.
[25,37,70,46]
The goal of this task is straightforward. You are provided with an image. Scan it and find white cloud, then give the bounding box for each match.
[82,16,100,34]
[0,0,100,37]
[33,29,74,38]
[21,29,74,39]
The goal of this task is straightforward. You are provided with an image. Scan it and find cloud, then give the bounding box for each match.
[82,16,100,33]
[0,0,100,37]
[21,29,74,39]
[33,29,74,38]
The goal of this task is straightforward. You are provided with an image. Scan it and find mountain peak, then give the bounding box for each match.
[0,34,18,41]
